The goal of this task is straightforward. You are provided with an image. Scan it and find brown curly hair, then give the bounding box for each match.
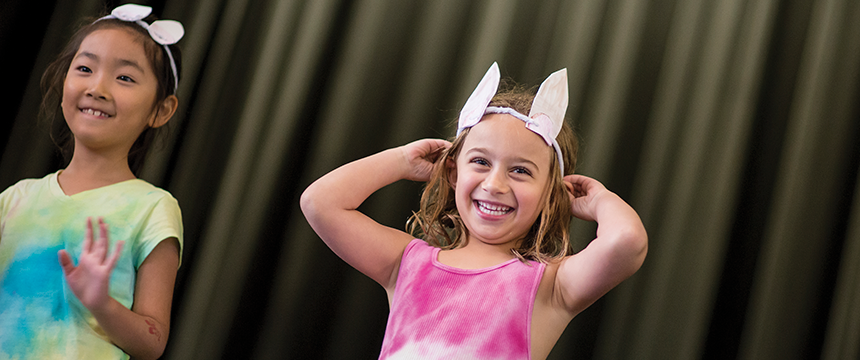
[409,83,579,262]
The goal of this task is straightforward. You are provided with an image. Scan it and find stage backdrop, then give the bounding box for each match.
[2,0,859,359]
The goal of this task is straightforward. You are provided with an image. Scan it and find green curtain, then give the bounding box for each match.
[2,0,858,359]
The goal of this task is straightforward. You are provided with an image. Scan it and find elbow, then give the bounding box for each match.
[617,224,648,273]
[138,326,170,360]
[131,340,167,360]
[300,182,333,236]
[300,183,321,220]
[144,346,167,360]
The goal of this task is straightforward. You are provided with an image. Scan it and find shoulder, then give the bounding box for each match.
[385,239,429,290]
[397,239,431,265]
[1,172,55,194]
[115,180,181,209]
[406,238,431,252]
[123,179,176,199]
[125,180,182,221]
[119,181,184,267]
[0,173,57,208]
[105,179,183,241]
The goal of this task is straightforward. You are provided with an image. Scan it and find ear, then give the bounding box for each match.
[458,62,500,136]
[447,158,457,190]
[150,95,179,128]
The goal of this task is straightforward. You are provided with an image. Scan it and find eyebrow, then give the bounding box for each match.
[75,51,146,73]
[75,51,99,62]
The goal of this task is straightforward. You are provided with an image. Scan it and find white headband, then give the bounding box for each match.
[95,4,185,94]
[457,62,569,174]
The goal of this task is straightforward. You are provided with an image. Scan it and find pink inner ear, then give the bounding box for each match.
[524,113,554,146]
[529,68,568,139]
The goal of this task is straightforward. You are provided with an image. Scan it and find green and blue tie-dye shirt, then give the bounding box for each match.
[0,171,183,360]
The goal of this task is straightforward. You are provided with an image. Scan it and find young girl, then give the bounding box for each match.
[302,63,648,359]
[0,4,185,360]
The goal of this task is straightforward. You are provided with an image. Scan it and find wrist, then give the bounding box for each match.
[86,295,121,319]
[393,146,418,180]
[589,188,619,219]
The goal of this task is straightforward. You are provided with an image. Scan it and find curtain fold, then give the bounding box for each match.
[2,0,858,359]
[739,0,860,359]
[1,0,104,186]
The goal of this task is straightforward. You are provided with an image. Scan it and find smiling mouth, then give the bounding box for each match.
[80,108,111,118]
[475,200,513,216]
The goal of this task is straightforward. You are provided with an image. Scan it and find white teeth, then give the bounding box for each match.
[476,201,512,216]
[82,108,109,117]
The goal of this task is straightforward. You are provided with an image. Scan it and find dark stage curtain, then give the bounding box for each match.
[2,0,859,359]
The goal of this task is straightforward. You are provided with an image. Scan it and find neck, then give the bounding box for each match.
[59,148,136,195]
[439,236,522,269]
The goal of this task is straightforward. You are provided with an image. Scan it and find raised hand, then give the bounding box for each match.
[399,138,451,181]
[58,217,125,311]
[563,174,610,222]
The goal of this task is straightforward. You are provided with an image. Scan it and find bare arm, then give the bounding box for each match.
[554,175,648,315]
[58,218,179,359]
[300,139,450,290]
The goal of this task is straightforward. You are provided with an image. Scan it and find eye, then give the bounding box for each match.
[117,75,136,83]
[512,166,533,176]
[75,65,92,73]
[470,157,489,167]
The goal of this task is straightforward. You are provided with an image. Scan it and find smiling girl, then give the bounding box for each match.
[0,4,185,360]
[301,63,648,359]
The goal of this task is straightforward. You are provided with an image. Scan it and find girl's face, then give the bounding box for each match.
[61,28,160,155]
[452,114,553,249]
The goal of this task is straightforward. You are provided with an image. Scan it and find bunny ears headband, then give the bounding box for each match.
[458,62,569,174]
[95,4,185,94]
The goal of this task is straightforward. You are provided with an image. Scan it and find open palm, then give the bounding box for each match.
[58,217,125,310]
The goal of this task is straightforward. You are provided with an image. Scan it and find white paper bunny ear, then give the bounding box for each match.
[526,68,568,146]
[457,62,501,136]
[456,62,570,175]
[148,20,184,45]
[102,4,185,45]
[110,4,153,21]
[95,4,184,93]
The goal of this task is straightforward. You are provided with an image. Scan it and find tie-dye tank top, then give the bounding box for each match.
[379,239,545,360]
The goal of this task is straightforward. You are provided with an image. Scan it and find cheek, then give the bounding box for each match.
[454,179,469,205]
[122,94,158,124]
[61,81,78,117]
[457,172,481,197]
[61,78,74,104]
[453,176,477,212]
[520,187,546,214]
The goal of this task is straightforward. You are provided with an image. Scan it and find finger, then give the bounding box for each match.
[92,217,109,263]
[566,180,582,197]
[96,218,110,261]
[563,179,574,194]
[563,174,585,184]
[99,218,109,242]
[431,139,452,150]
[105,240,124,271]
[566,175,600,197]
[425,140,451,160]
[57,250,75,275]
[82,217,94,254]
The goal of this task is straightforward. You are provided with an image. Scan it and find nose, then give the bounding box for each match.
[481,168,509,194]
[85,73,111,100]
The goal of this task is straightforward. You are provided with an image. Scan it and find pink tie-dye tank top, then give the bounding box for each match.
[379,239,546,359]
